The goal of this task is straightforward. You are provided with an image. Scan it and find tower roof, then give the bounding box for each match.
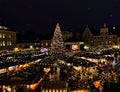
[84,25,99,36]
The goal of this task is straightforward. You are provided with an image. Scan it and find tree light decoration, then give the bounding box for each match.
[49,23,65,58]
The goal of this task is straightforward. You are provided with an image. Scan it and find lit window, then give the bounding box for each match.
[3,34,5,38]
[56,89,58,92]
[109,41,111,43]
[10,41,12,46]
[42,90,44,92]
[53,89,55,92]
[0,42,2,46]
[63,89,66,92]
[0,34,2,38]
[60,90,62,92]
[46,43,48,46]
[46,89,48,92]
[3,41,5,46]
[49,89,51,92]
[7,41,12,46]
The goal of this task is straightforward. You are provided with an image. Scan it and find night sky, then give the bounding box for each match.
[0,0,120,33]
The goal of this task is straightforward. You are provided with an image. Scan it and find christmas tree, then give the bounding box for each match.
[50,23,65,58]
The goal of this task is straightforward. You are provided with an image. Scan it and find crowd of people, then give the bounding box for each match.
[66,48,120,92]
[0,50,45,69]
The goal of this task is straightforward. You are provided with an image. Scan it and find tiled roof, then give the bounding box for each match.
[83,25,99,36]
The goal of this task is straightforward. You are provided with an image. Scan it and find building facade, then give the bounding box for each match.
[0,26,16,50]
[16,42,41,49]
[93,24,117,46]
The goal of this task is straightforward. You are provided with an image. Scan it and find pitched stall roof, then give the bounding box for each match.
[82,25,99,36]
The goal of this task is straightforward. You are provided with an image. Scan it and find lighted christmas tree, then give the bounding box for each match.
[50,23,65,58]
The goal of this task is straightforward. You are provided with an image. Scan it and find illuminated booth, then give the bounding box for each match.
[72,45,79,51]
[65,42,85,51]
[40,47,48,55]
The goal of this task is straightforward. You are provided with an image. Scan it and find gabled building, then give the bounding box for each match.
[81,25,97,46]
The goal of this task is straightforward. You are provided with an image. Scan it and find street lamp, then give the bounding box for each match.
[14,47,19,52]
[30,45,33,49]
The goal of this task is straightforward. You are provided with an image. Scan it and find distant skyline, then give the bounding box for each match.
[0,0,120,33]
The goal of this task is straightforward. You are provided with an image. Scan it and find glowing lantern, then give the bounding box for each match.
[30,45,33,49]
[84,45,89,50]
[14,47,19,52]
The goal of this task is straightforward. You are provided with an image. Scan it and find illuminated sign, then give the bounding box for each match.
[0,68,7,74]
[72,45,78,51]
